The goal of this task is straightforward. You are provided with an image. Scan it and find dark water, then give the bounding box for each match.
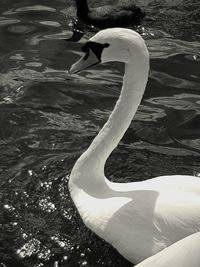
[0,0,200,266]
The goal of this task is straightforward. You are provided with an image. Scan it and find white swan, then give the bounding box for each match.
[135,231,200,267]
[68,28,200,264]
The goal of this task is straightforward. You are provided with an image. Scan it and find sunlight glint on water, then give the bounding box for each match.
[0,0,200,266]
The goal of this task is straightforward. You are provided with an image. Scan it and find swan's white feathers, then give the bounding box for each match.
[71,175,200,263]
[108,174,200,193]
[90,28,148,64]
[69,28,200,264]
[136,232,200,267]
[90,28,142,45]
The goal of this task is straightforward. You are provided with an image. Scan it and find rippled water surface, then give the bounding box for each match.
[0,0,200,266]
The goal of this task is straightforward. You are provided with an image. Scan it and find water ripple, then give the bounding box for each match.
[0,0,200,266]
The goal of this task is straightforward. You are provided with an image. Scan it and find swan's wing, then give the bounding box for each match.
[136,232,200,267]
[100,190,200,263]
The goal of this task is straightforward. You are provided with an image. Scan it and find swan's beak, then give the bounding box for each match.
[69,50,100,74]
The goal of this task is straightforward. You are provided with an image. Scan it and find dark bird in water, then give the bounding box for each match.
[74,0,145,28]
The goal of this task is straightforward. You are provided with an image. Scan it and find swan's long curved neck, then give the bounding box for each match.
[70,53,149,188]
[90,63,148,162]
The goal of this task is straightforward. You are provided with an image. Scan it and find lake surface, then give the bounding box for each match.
[0,0,200,266]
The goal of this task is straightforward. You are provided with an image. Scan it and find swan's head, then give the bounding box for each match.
[69,28,148,74]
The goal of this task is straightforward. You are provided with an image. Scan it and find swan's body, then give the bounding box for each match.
[75,0,145,28]
[69,28,200,264]
[135,231,200,267]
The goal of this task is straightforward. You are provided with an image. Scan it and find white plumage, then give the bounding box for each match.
[69,28,200,264]
[135,231,200,267]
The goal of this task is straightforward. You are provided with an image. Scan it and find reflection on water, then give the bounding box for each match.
[0,0,200,266]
